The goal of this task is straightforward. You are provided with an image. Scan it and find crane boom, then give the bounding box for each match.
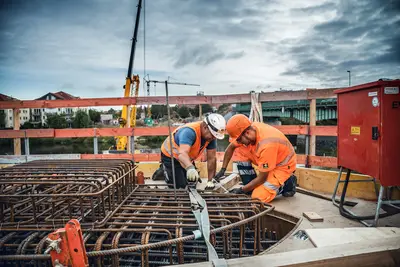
[115,0,142,151]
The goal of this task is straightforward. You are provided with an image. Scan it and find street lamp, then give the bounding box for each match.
[347,70,351,86]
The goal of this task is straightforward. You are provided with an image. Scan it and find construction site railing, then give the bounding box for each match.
[0,88,339,168]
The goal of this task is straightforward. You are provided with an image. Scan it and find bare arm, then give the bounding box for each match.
[177,144,193,169]
[242,171,268,192]
[221,143,236,169]
[206,148,217,181]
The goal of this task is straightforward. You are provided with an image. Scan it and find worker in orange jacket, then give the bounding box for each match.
[157,113,226,189]
[214,114,297,203]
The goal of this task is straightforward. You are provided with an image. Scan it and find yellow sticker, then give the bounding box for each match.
[351,126,360,135]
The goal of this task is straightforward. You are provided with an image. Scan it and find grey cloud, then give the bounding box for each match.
[173,43,227,68]
[290,2,337,15]
[281,0,400,86]
[226,51,245,59]
[314,20,350,32]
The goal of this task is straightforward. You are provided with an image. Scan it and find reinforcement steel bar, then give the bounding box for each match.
[0,159,137,230]
[0,184,299,267]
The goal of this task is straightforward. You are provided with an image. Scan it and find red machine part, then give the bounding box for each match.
[335,80,400,186]
[46,219,89,267]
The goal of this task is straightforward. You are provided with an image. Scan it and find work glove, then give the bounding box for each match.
[214,167,226,181]
[205,180,215,190]
[229,187,245,194]
[186,166,200,182]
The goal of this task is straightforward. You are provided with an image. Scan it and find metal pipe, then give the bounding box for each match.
[165,80,177,200]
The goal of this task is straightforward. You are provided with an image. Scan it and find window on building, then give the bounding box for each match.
[9,117,12,120]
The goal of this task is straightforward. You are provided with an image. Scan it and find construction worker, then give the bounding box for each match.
[214,114,297,203]
[157,113,226,189]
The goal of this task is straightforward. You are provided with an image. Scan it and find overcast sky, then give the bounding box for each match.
[1,0,399,100]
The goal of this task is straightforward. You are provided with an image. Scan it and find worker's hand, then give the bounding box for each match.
[214,167,226,181]
[205,180,215,190]
[186,166,200,182]
[229,187,245,194]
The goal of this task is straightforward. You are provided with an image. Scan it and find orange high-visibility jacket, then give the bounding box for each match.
[161,121,210,161]
[233,122,296,182]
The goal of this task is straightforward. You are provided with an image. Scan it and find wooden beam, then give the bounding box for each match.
[308,155,337,168]
[309,98,317,156]
[309,126,337,136]
[54,128,134,138]
[81,154,134,160]
[275,125,309,135]
[134,127,174,136]
[0,97,137,109]
[0,89,337,109]
[294,167,388,200]
[13,109,21,155]
[0,129,54,138]
[0,126,337,139]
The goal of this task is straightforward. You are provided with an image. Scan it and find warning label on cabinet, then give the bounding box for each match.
[351,126,361,135]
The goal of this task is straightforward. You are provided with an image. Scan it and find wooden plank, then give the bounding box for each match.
[308,155,337,168]
[0,125,336,139]
[295,167,382,200]
[81,154,134,160]
[275,125,308,135]
[0,89,337,109]
[0,129,54,138]
[54,128,134,138]
[309,126,337,136]
[302,211,324,222]
[213,173,241,193]
[296,154,307,164]
[305,227,400,248]
[0,97,137,109]
[134,127,174,136]
[309,99,316,156]
[96,128,133,137]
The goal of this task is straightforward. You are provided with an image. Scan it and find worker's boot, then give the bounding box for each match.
[282,174,297,197]
[151,165,165,181]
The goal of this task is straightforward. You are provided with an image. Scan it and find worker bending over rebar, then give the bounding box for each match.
[154,113,226,189]
[215,114,297,203]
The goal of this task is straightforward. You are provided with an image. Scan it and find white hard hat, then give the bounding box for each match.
[204,113,226,140]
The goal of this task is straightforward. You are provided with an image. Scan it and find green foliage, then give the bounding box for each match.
[20,121,36,129]
[72,110,91,128]
[177,105,190,118]
[217,103,230,114]
[191,104,213,117]
[151,105,168,119]
[0,111,6,128]
[89,109,101,123]
[46,113,68,129]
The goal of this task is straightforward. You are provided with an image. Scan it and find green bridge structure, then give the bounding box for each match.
[235,98,337,123]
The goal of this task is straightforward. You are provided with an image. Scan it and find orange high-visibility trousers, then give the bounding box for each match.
[251,168,292,203]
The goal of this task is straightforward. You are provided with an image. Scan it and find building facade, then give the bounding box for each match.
[0,91,87,128]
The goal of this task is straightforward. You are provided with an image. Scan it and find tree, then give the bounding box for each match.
[151,105,168,119]
[89,109,101,123]
[72,110,91,128]
[177,105,190,118]
[21,121,35,129]
[0,111,6,129]
[46,113,68,129]
[192,104,213,117]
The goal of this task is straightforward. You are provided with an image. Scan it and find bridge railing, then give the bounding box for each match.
[0,88,339,167]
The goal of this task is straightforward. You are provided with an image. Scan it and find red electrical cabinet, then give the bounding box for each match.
[335,80,400,186]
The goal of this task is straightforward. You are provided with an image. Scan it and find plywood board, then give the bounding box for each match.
[305,227,400,248]
[303,211,324,222]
